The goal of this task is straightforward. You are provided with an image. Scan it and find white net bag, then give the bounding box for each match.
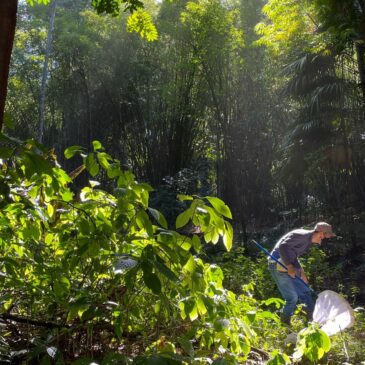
[313,290,355,336]
[114,256,138,274]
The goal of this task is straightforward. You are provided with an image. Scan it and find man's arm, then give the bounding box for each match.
[278,233,301,278]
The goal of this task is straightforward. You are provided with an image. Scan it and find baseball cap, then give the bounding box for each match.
[314,222,336,237]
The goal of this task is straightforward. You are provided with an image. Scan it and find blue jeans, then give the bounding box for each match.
[268,263,314,319]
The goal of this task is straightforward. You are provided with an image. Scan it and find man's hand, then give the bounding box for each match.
[300,269,309,284]
[286,264,296,278]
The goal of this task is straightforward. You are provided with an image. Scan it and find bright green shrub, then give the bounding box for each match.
[0,135,279,364]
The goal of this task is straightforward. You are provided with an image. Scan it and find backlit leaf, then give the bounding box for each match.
[64,145,84,159]
[127,10,158,41]
[205,196,232,219]
[176,209,191,229]
[85,153,99,177]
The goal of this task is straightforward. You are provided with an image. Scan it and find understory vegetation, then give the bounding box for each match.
[1,0,365,363]
[0,139,363,364]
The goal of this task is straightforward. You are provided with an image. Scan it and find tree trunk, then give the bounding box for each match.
[355,42,365,103]
[0,0,18,131]
[39,0,57,143]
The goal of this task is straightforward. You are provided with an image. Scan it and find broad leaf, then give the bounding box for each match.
[64,145,84,159]
[85,153,99,177]
[143,272,162,294]
[148,207,168,229]
[176,209,191,229]
[205,196,232,219]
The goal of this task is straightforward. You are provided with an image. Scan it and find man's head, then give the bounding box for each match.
[312,222,336,244]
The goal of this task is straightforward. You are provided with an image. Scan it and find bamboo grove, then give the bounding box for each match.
[1,0,365,363]
[6,0,365,235]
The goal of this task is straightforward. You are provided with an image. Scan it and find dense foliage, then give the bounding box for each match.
[1,138,364,364]
[1,0,365,363]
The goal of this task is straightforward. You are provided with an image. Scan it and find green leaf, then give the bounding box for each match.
[85,153,99,177]
[196,295,207,315]
[114,313,123,339]
[188,302,198,321]
[259,311,280,322]
[295,326,331,362]
[141,246,154,272]
[178,337,194,357]
[92,140,103,151]
[3,298,14,312]
[246,310,256,322]
[267,350,290,365]
[183,256,196,274]
[148,207,168,229]
[192,234,202,252]
[0,147,13,159]
[205,196,232,219]
[136,210,154,236]
[176,209,192,229]
[76,305,90,319]
[177,194,193,201]
[79,218,91,235]
[262,297,285,309]
[178,301,187,320]
[319,330,331,352]
[61,191,74,202]
[214,319,230,331]
[97,152,111,170]
[107,163,122,178]
[54,276,71,298]
[204,229,212,243]
[143,272,161,294]
[223,221,233,251]
[211,229,219,244]
[154,256,178,281]
[127,10,158,41]
[28,0,51,4]
[64,146,84,159]
[22,150,53,177]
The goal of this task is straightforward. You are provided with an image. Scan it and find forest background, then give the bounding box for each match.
[1,0,365,363]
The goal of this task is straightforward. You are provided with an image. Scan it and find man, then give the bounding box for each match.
[268,222,336,325]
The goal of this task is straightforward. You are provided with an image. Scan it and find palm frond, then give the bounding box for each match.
[310,82,344,113]
[282,54,334,77]
[281,54,337,99]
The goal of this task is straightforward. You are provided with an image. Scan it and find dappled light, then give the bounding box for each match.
[0,0,365,363]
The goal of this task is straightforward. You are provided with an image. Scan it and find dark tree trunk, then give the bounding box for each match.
[0,0,18,131]
[39,0,57,143]
[355,42,365,103]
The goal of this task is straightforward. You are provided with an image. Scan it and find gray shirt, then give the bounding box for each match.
[270,229,314,268]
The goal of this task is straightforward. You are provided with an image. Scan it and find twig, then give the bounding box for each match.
[0,313,70,329]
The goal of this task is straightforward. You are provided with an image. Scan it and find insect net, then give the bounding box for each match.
[313,290,355,336]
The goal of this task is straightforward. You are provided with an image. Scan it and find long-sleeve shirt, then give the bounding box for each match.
[270,229,314,269]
